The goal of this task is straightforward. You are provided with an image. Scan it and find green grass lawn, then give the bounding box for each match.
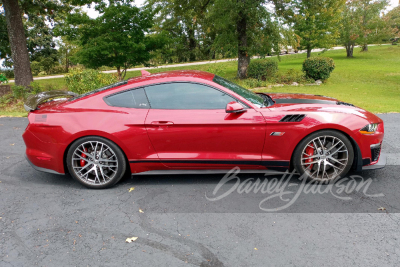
[2,45,399,116]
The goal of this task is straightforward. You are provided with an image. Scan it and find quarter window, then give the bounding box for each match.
[144,83,236,109]
[105,88,149,108]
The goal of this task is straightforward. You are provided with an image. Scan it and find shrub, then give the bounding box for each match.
[302,57,335,81]
[65,69,119,94]
[29,82,44,94]
[0,73,8,84]
[237,78,265,89]
[48,65,66,75]
[31,61,42,76]
[247,59,278,80]
[272,69,313,84]
[1,69,14,79]
[11,85,30,99]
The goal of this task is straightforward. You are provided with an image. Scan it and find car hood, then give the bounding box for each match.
[265,93,344,105]
[258,92,380,122]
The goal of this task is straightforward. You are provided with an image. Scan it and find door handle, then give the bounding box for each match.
[151,121,174,125]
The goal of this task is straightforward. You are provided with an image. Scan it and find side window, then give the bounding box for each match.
[105,88,149,108]
[144,83,237,109]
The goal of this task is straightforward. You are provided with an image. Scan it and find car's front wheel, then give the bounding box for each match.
[66,136,127,189]
[293,130,354,182]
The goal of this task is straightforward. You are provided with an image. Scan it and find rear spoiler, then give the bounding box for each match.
[24,91,78,112]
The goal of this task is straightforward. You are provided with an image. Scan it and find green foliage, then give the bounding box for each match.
[0,69,14,79]
[236,78,265,89]
[272,69,312,84]
[276,0,345,56]
[302,57,335,81]
[30,62,41,76]
[58,0,164,80]
[247,59,278,80]
[385,6,400,39]
[29,82,44,94]
[0,73,8,84]
[11,85,30,99]
[65,69,119,94]
[339,0,390,57]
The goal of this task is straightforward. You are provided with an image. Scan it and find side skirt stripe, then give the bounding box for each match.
[129,159,290,168]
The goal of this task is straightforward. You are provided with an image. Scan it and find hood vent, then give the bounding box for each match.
[279,114,306,122]
[337,101,354,107]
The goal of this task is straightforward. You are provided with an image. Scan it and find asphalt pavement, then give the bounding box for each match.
[1,114,400,266]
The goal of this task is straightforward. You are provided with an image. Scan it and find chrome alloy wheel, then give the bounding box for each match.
[71,141,118,185]
[300,135,349,180]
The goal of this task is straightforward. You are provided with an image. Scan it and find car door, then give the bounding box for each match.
[144,82,267,168]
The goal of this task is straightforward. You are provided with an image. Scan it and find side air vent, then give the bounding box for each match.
[337,101,354,107]
[279,114,306,122]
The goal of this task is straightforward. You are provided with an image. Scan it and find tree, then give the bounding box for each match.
[145,0,215,63]
[384,6,400,39]
[56,38,78,73]
[1,0,73,86]
[2,0,33,86]
[276,0,345,58]
[339,0,390,57]
[209,0,292,79]
[355,0,389,52]
[59,0,164,80]
[338,1,360,57]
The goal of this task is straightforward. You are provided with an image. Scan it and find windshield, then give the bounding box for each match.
[212,75,266,108]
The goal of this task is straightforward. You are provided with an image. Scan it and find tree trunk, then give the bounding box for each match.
[361,43,368,52]
[237,9,249,79]
[345,42,354,58]
[188,27,196,62]
[306,45,312,58]
[3,0,33,87]
[116,66,122,80]
[65,51,69,73]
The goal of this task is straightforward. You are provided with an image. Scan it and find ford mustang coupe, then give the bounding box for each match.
[23,70,385,189]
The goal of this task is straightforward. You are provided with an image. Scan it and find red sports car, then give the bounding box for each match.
[23,70,385,189]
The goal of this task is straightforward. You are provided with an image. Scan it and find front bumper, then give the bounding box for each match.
[362,153,386,171]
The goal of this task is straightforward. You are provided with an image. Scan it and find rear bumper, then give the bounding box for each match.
[362,153,386,171]
[22,124,66,174]
[25,154,64,175]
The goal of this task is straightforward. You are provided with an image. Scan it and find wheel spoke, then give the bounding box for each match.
[329,157,346,166]
[301,135,349,181]
[71,141,118,185]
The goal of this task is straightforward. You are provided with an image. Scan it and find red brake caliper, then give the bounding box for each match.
[80,148,88,167]
[305,145,315,170]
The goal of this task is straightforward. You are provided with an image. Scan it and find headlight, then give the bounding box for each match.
[360,123,379,134]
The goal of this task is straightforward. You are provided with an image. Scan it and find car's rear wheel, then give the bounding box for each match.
[67,136,126,189]
[293,130,354,182]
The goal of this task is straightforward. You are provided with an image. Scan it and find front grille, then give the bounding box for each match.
[371,144,381,162]
[279,114,306,122]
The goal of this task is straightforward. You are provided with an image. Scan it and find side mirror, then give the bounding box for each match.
[226,101,246,113]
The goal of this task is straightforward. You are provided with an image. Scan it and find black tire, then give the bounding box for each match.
[293,130,354,182]
[66,136,127,189]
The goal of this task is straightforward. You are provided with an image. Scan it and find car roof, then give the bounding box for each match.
[126,70,216,85]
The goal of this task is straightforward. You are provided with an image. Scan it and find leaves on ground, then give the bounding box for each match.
[378,207,386,211]
[125,237,138,243]
[128,187,135,192]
